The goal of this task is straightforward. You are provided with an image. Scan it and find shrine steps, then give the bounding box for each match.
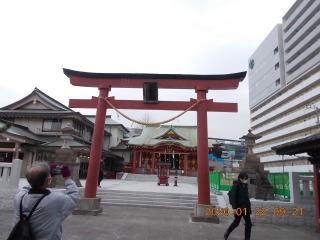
[97,190,219,210]
[124,174,197,184]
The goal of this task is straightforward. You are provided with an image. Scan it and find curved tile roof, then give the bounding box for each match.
[123,125,220,148]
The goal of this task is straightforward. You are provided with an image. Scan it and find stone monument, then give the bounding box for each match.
[238,130,274,200]
[50,123,82,188]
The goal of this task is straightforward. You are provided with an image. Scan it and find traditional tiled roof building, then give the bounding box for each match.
[0,88,128,176]
[122,125,221,176]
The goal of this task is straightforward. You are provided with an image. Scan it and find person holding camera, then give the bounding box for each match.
[11,162,81,240]
[224,172,252,240]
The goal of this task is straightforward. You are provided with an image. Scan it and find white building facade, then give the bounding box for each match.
[249,0,320,173]
[84,115,131,172]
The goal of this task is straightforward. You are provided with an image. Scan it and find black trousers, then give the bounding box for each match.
[98,171,103,185]
[226,211,252,240]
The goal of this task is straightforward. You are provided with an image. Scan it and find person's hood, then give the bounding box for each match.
[233,180,240,184]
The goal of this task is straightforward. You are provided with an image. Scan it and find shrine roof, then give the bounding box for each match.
[63,68,247,81]
[122,125,220,148]
[0,119,44,143]
[110,142,131,151]
[1,87,72,112]
[0,110,70,114]
[35,89,71,111]
[271,130,320,155]
[152,125,190,141]
[38,138,91,149]
[38,139,89,147]
[84,115,129,133]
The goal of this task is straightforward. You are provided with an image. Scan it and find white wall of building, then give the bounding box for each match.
[249,24,284,109]
[265,165,313,173]
[249,0,320,172]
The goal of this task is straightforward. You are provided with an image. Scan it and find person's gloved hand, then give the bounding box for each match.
[50,164,57,177]
[61,165,71,178]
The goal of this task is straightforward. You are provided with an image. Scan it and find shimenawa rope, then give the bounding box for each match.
[98,96,206,126]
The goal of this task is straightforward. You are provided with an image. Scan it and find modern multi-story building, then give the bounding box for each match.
[208,137,246,169]
[249,0,320,172]
[208,138,246,160]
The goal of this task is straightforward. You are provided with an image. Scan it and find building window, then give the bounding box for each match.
[275,79,280,86]
[89,129,93,141]
[274,47,278,55]
[42,119,61,132]
[275,63,279,70]
[73,122,84,137]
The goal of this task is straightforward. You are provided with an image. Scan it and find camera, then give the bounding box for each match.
[52,166,62,175]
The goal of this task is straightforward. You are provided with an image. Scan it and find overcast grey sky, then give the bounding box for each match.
[0,0,296,139]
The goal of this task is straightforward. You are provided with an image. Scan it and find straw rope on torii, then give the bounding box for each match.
[98,96,207,126]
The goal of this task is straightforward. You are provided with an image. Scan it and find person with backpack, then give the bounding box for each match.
[9,162,81,240]
[224,172,252,240]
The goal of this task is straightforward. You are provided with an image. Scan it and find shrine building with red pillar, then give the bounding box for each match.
[121,125,221,176]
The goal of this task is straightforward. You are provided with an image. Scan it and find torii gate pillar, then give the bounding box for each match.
[196,87,210,205]
[84,86,109,198]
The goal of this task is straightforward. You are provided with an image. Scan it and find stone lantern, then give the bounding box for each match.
[50,123,82,188]
[238,130,274,200]
[60,123,77,149]
[239,129,261,155]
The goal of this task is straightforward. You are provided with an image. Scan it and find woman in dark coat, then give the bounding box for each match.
[224,172,252,240]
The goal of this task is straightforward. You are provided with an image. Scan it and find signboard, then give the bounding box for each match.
[229,149,235,157]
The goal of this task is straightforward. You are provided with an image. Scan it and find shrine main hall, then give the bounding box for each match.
[122,124,221,176]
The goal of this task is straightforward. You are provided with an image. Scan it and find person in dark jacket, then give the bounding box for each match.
[224,172,252,240]
[98,159,105,187]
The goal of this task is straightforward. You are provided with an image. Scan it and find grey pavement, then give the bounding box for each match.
[1,178,319,240]
[18,178,199,195]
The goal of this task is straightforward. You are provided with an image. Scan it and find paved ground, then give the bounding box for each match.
[1,178,319,240]
[19,178,199,194]
[1,207,319,240]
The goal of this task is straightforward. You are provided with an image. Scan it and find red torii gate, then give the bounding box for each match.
[64,68,246,206]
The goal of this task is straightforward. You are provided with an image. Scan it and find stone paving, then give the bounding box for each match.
[18,178,199,195]
[0,178,319,239]
[1,207,319,240]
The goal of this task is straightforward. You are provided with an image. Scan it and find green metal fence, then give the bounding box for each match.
[211,172,220,191]
[220,172,238,191]
[209,171,237,192]
[268,172,290,199]
[206,171,314,199]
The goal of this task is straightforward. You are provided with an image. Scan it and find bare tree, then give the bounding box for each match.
[135,112,155,128]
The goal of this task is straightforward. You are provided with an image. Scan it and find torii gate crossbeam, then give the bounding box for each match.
[64,68,246,206]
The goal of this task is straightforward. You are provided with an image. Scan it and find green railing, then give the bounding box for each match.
[268,172,290,199]
[206,171,314,199]
[220,172,238,191]
[209,171,237,192]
